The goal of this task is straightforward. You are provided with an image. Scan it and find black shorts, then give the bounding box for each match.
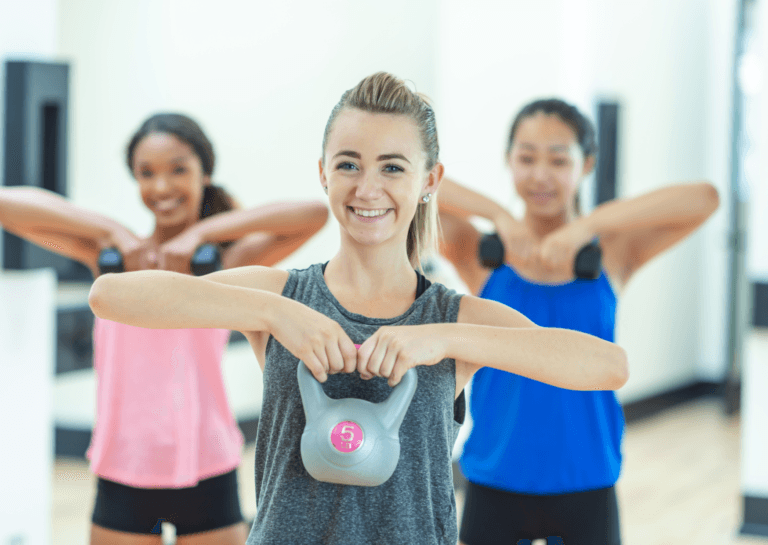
[91,470,244,536]
[459,481,621,545]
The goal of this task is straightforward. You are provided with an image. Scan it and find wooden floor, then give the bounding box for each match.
[52,397,767,544]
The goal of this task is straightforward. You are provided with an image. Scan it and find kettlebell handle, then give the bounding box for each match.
[295,343,418,432]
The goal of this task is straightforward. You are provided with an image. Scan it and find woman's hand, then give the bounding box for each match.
[539,220,595,275]
[103,227,153,272]
[357,325,447,386]
[268,298,358,383]
[493,210,539,269]
[157,229,205,275]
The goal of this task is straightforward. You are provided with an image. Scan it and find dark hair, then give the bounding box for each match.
[126,113,237,221]
[506,99,598,214]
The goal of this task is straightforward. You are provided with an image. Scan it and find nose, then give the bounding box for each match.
[150,174,172,194]
[532,161,550,183]
[355,171,383,200]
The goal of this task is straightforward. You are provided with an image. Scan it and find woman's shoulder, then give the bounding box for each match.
[279,262,328,299]
[418,280,465,323]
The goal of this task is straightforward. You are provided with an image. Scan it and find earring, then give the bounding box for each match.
[422,193,432,203]
[323,186,328,194]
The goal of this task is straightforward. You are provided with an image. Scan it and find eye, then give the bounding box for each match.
[383,164,404,173]
[517,155,534,164]
[336,161,358,171]
[551,158,568,167]
[139,169,153,178]
[173,166,187,175]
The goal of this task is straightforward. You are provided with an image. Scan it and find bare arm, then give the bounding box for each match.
[437,177,507,222]
[434,178,502,293]
[0,187,131,274]
[217,201,329,268]
[191,200,328,246]
[358,294,628,392]
[89,265,359,381]
[88,266,289,332]
[0,187,125,239]
[452,295,628,392]
[579,181,720,283]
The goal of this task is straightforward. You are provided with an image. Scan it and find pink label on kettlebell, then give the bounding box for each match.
[330,421,364,452]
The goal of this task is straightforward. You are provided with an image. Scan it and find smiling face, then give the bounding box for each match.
[131,132,210,227]
[320,108,439,254]
[508,112,593,218]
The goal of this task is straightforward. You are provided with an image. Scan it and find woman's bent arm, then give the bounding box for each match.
[444,323,628,391]
[452,295,628,391]
[0,187,127,242]
[88,267,284,333]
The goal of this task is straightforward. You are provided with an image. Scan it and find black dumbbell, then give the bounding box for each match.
[478,233,602,280]
[98,243,222,276]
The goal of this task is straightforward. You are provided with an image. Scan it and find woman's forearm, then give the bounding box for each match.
[191,200,328,244]
[437,178,507,222]
[580,181,720,238]
[0,187,128,241]
[89,270,278,332]
[442,323,628,391]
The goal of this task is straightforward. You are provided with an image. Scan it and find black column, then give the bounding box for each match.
[2,60,91,281]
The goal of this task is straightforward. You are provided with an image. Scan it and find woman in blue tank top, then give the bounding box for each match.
[437,99,720,545]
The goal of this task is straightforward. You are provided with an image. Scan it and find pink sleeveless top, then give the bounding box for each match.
[86,317,245,488]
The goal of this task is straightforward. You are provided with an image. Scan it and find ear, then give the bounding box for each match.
[423,162,444,196]
[202,174,212,186]
[318,158,328,192]
[582,154,596,176]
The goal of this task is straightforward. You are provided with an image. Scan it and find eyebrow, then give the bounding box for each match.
[137,156,190,168]
[518,143,570,153]
[332,150,411,164]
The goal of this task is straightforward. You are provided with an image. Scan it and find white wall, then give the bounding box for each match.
[743,331,768,497]
[57,0,440,271]
[591,0,727,401]
[0,3,59,542]
[698,0,739,381]
[747,0,768,281]
[0,269,57,545]
[741,0,768,504]
[436,0,570,221]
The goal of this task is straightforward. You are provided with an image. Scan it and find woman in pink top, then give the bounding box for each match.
[0,113,329,544]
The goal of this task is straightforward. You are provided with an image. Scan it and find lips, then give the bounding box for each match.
[153,197,184,212]
[529,192,556,202]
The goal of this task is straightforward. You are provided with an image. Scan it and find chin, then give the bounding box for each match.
[528,202,566,218]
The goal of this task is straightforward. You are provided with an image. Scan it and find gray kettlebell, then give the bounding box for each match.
[297,361,418,487]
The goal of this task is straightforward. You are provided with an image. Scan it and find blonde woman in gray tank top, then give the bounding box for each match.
[89,72,629,545]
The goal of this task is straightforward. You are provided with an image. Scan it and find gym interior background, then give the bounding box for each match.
[1,0,767,543]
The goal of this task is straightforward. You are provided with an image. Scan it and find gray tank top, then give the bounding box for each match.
[246,263,466,545]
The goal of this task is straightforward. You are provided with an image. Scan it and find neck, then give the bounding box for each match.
[325,236,416,300]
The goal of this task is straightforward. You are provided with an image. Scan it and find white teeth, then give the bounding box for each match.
[155,198,183,211]
[353,208,388,217]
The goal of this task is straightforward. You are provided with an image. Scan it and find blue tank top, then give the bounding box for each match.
[459,264,624,494]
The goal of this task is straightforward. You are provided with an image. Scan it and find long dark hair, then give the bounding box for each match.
[506,99,598,214]
[126,113,237,221]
